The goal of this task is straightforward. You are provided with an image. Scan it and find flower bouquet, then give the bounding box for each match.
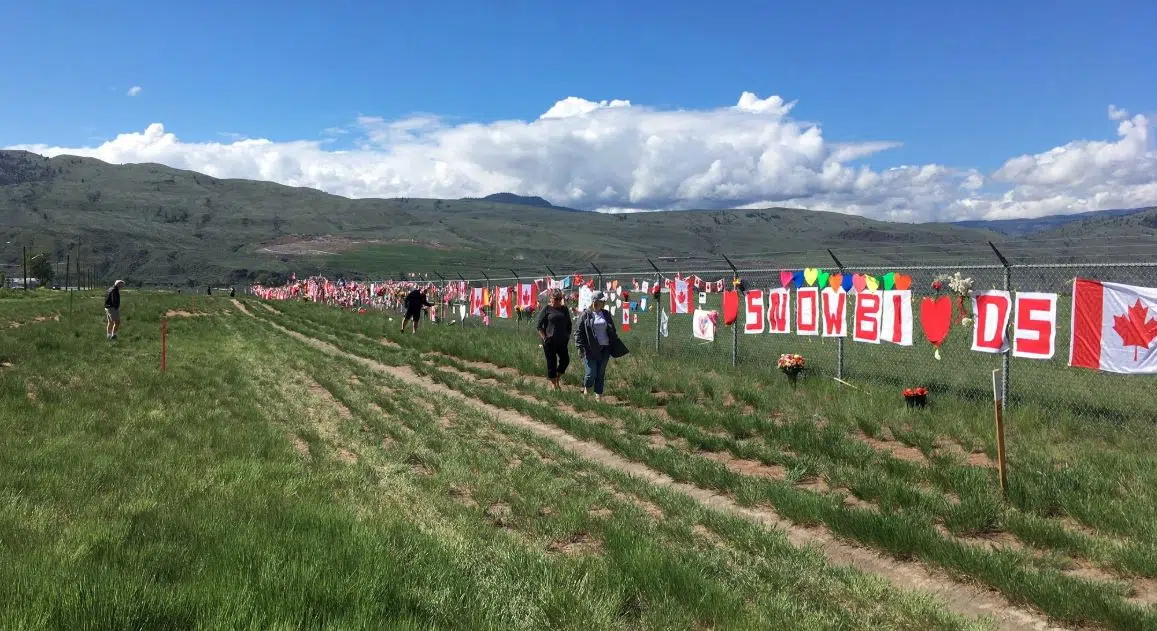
[932,272,974,326]
[777,353,806,387]
[903,387,928,409]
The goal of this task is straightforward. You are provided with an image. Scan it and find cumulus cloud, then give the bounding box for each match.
[126,86,143,97]
[7,92,1155,222]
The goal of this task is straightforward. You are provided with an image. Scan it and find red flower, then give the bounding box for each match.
[916,387,927,396]
[903,388,914,397]
[932,280,943,291]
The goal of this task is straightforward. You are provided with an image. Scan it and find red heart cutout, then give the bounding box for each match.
[920,296,952,348]
[828,273,843,290]
[852,274,868,292]
[779,271,794,288]
[894,274,912,291]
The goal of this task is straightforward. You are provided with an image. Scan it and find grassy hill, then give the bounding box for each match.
[2,149,1152,286]
[954,207,1157,236]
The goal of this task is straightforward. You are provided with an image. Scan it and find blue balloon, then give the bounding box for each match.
[792,270,805,288]
[841,274,855,292]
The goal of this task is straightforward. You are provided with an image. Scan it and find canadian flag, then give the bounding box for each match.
[621,301,631,332]
[470,287,485,316]
[518,283,536,310]
[1070,279,1157,374]
[496,286,513,319]
[670,279,690,314]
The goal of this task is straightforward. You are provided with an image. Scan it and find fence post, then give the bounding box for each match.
[510,268,521,325]
[989,242,1012,410]
[648,259,663,354]
[722,253,740,368]
[591,262,603,289]
[435,271,446,322]
[828,249,847,381]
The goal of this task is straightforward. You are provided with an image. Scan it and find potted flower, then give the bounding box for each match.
[903,387,928,409]
[777,353,805,387]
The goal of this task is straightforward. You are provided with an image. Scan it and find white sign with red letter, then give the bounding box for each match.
[880,290,913,346]
[972,290,1012,354]
[796,287,819,336]
[744,289,766,334]
[1012,292,1058,360]
[853,292,882,343]
[767,288,791,334]
[820,288,847,337]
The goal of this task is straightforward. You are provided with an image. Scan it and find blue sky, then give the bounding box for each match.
[2,0,1155,220]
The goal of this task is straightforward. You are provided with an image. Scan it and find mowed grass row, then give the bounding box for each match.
[262,297,1157,629]
[0,292,983,630]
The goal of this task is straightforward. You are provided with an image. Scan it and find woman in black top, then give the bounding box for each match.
[535,289,572,390]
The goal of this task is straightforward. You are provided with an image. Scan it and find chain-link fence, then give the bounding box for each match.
[423,260,1157,424]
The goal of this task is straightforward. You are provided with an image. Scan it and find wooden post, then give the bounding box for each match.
[992,369,1008,498]
[161,318,168,372]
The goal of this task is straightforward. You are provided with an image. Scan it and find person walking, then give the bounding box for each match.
[536,289,572,390]
[105,280,125,343]
[402,287,435,333]
[574,291,629,399]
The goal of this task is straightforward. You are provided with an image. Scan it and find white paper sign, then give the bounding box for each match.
[578,286,593,312]
[698,292,707,305]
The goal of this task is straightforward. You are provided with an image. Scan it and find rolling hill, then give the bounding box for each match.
[1,149,1152,286]
[953,206,1157,236]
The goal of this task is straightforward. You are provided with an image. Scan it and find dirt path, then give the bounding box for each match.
[241,306,1063,631]
[231,299,253,317]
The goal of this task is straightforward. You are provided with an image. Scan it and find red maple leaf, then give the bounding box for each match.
[1112,299,1157,362]
[676,291,686,307]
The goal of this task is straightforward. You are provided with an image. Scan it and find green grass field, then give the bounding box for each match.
[3,289,1156,629]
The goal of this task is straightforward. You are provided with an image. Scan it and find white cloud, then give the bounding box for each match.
[126,86,143,97]
[7,93,1155,222]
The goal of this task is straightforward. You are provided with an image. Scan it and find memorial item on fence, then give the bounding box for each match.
[1070,278,1157,374]
[692,309,717,342]
[920,296,952,360]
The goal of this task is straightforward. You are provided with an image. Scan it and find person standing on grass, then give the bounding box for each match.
[104,280,125,343]
[402,287,435,333]
[536,289,572,390]
[574,291,629,400]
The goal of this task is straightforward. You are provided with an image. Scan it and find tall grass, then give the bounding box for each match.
[0,293,986,630]
[262,297,1157,629]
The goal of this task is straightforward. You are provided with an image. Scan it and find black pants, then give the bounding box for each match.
[543,340,570,379]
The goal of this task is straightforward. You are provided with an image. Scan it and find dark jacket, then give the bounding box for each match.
[536,305,572,345]
[575,308,629,359]
[104,286,120,309]
[404,289,434,312]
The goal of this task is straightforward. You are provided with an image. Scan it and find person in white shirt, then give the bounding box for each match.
[574,291,629,399]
